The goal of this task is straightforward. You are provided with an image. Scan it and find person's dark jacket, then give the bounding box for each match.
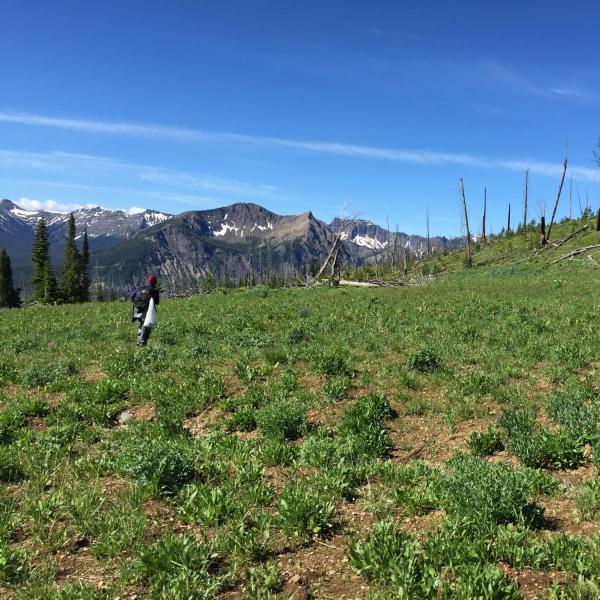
[131,284,160,320]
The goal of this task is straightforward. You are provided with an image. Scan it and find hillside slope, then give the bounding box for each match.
[1,263,600,597]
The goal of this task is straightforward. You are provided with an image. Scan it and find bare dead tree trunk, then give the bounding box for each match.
[313,216,359,283]
[460,178,472,268]
[385,216,391,268]
[540,215,547,246]
[546,158,568,243]
[523,169,529,234]
[507,203,511,233]
[586,191,590,214]
[426,207,431,255]
[392,225,399,269]
[569,174,573,221]
[481,188,487,242]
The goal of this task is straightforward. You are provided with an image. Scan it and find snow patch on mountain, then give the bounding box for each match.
[10,207,38,218]
[251,222,273,232]
[213,222,240,237]
[143,211,171,227]
[351,235,388,250]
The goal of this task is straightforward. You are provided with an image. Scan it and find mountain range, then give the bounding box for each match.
[0,199,461,294]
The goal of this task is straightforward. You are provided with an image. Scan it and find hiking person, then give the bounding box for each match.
[131,274,160,346]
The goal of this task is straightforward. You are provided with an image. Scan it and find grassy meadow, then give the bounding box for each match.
[2,230,600,597]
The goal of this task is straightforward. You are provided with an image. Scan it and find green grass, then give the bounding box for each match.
[3,229,600,596]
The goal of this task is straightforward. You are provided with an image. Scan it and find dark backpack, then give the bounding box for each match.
[134,287,152,311]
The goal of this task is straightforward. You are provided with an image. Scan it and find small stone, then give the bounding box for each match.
[289,574,302,585]
[117,411,134,425]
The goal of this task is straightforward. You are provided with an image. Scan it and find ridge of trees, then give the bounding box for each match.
[27,214,90,306]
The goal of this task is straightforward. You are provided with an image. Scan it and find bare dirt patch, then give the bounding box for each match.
[184,407,226,437]
[277,534,369,600]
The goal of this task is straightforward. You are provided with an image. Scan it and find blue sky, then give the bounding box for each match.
[1,0,599,237]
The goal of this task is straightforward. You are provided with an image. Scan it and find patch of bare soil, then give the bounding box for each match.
[398,510,445,539]
[500,565,564,600]
[488,449,521,468]
[388,414,492,464]
[184,407,226,437]
[541,493,600,536]
[265,466,293,495]
[129,403,155,422]
[83,370,106,383]
[54,544,115,588]
[277,534,369,600]
[335,501,375,538]
[555,460,596,487]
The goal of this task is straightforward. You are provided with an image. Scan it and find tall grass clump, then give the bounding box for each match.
[340,393,393,458]
[256,397,307,441]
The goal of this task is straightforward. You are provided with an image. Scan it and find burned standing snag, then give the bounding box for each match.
[540,216,547,246]
[460,178,472,268]
[523,169,529,235]
[481,188,487,242]
[546,157,568,243]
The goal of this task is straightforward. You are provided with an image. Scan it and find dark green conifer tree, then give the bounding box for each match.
[79,229,90,302]
[60,214,82,303]
[31,218,58,303]
[0,249,21,307]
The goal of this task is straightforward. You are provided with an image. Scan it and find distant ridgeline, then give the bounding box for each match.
[0,199,460,297]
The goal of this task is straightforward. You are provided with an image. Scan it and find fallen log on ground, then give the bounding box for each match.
[552,244,600,263]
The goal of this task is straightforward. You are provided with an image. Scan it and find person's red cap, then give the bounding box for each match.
[147,274,157,285]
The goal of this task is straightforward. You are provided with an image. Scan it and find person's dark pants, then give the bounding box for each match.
[134,315,152,346]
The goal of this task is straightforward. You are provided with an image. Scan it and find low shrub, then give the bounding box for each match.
[114,425,196,495]
[22,358,77,389]
[322,375,352,402]
[406,348,441,373]
[277,481,335,541]
[499,407,585,469]
[0,447,25,483]
[468,426,504,457]
[177,483,238,526]
[225,406,257,432]
[340,393,393,458]
[441,455,543,533]
[138,533,231,598]
[314,351,352,377]
[348,519,422,593]
[243,560,281,598]
[299,431,349,468]
[536,430,585,470]
[377,461,442,516]
[574,480,600,522]
[256,398,307,441]
[0,411,25,445]
[257,439,299,467]
[0,540,29,584]
[547,389,597,444]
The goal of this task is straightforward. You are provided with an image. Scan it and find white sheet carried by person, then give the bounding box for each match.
[143,297,157,328]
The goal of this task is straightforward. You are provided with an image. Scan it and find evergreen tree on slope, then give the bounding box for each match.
[79,229,90,302]
[61,213,82,303]
[0,249,21,308]
[31,218,58,303]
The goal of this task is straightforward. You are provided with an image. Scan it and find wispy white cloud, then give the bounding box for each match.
[137,170,276,196]
[478,61,600,102]
[0,111,598,182]
[549,85,600,101]
[16,197,98,213]
[0,147,277,198]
